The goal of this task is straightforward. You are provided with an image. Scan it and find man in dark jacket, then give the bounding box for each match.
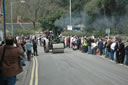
[33,39,38,56]
[87,38,92,54]
[115,40,121,63]
[98,39,103,55]
[0,36,24,85]
[115,40,125,64]
[119,42,125,63]
[77,37,81,50]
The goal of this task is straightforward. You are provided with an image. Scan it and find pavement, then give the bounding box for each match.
[16,60,31,85]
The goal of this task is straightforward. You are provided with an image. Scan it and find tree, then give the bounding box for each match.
[84,0,128,34]
[18,0,43,28]
[39,10,65,35]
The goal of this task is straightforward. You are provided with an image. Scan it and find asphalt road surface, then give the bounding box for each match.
[36,47,128,85]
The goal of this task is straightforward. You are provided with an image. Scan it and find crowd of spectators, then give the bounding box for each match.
[63,35,128,65]
[0,34,128,85]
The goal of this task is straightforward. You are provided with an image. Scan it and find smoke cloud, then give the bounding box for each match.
[54,1,128,35]
[54,12,88,28]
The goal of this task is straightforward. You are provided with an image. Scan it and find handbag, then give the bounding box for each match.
[0,45,6,72]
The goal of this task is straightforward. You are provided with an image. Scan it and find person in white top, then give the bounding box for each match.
[70,36,74,48]
[110,41,116,60]
[43,37,49,52]
[91,42,97,55]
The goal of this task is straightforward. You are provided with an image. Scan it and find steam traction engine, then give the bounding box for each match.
[43,31,64,53]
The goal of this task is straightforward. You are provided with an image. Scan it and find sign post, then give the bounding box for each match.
[106,28,110,40]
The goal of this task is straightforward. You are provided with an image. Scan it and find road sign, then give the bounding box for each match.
[106,29,110,34]
[67,25,72,30]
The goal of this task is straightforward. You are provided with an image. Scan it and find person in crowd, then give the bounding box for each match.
[72,36,78,50]
[119,41,125,64]
[125,41,128,65]
[20,40,26,52]
[115,39,120,63]
[87,38,92,54]
[91,41,97,55]
[59,36,65,48]
[68,36,70,48]
[45,30,50,37]
[63,36,66,48]
[25,40,33,61]
[20,40,26,66]
[0,35,24,85]
[81,38,88,53]
[66,37,69,47]
[32,38,38,56]
[104,40,108,58]
[98,39,103,55]
[39,36,42,46]
[77,37,81,49]
[115,39,125,63]
[43,36,49,53]
[102,39,106,55]
[107,40,112,59]
[70,35,73,48]
[81,37,84,48]
[110,40,116,61]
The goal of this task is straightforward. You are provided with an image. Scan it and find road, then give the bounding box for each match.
[33,47,128,85]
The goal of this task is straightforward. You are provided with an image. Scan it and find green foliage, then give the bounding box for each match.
[85,0,100,14]
[72,0,89,12]
[83,0,128,35]
[62,29,107,37]
[22,18,31,22]
[5,0,128,36]
[62,31,86,37]
[14,29,35,36]
[39,10,65,31]
[92,29,106,37]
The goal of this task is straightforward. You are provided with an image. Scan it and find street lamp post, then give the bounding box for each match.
[3,0,6,40]
[10,0,25,36]
[106,28,110,40]
[69,0,72,26]
[11,1,13,36]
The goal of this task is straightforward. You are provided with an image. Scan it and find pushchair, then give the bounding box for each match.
[72,42,77,50]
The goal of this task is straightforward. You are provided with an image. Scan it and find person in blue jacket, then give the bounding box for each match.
[25,40,33,61]
[125,44,128,65]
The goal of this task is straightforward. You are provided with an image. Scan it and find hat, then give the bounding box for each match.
[6,35,14,45]
[6,35,14,41]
